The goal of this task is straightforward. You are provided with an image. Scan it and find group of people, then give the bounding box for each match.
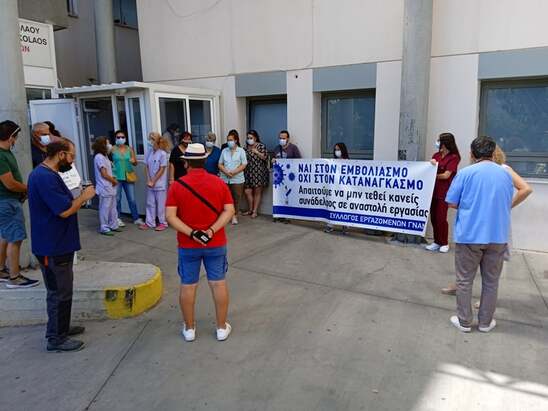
[425,133,532,332]
[0,113,533,351]
[93,127,305,234]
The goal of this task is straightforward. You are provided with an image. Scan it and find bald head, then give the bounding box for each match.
[32,122,50,138]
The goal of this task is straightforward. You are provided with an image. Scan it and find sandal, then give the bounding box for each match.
[251,212,258,219]
[241,210,253,216]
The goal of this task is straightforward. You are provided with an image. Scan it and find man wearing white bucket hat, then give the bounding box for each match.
[166,143,235,342]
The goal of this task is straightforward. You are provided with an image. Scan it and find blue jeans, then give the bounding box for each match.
[116,181,139,221]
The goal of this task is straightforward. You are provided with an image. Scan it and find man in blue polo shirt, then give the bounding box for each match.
[446,136,513,333]
[28,139,95,352]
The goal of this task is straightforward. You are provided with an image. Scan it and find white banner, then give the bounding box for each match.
[272,159,437,236]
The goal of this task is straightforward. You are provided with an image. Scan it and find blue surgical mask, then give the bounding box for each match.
[227,141,236,149]
[334,150,342,158]
[106,143,113,152]
[205,141,214,148]
[40,135,51,146]
[279,138,287,146]
[435,141,440,150]
[116,137,126,146]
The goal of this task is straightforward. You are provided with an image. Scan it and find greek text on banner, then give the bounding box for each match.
[272,159,437,236]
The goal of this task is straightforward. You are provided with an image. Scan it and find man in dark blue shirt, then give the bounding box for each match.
[28,139,95,352]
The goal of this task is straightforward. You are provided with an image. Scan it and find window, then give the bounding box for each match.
[127,97,144,155]
[321,90,375,159]
[189,99,213,144]
[480,80,548,178]
[248,98,287,151]
[67,0,78,17]
[25,88,52,101]
[113,0,138,28]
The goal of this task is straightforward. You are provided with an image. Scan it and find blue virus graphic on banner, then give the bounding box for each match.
[273,163,285,188]
[273,162,294,204]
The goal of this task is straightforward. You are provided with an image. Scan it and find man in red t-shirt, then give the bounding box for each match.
[166,143,235,342]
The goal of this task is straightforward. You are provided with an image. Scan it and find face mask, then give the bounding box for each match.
[247,138,255,146]
[116,137,126,146]
[40,135,51,146]
[335,150,342,158]
[435,141,441,150]
[279,138,287,146]
[227,141,236,149]
[205,141,214,148]
[148,140,154,148]
[106,143,113,152]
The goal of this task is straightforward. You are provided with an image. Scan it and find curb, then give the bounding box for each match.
[104,267,163,319]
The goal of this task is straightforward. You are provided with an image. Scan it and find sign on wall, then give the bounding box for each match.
[272,159,437,236]
[20,19,54,68]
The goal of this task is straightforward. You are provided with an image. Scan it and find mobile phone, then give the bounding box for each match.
[192,230,211,244]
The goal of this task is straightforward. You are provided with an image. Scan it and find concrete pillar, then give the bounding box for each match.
[94,0,117,84]
[397,0,433,162]
[395,0,433,244]
[287,69,321,158]
[0,0,33,267]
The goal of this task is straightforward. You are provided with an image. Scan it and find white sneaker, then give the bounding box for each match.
[425,243,440,251]
[216,322,232,341]
[439,245,450,253]
[134,218,145,225]
[478,319,497,333]
[181,325,195,342]
[117,218,126,227]
[450,315,471,333]
[231,217,239,225]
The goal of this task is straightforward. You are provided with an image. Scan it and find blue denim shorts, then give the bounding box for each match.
[0,198,27,243]
[177,246,228,285]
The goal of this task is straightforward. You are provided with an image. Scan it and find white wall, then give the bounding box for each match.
[432,0,548,56]
[374,61,401,161]
[137,0,404,81]
[426,54,480,163]
[287,69,320,158]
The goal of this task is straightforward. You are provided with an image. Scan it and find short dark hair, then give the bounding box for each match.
[181,131,192,140]
[186,158,206,169]
[47,139,73,158]
[0,120,20,141]
[227,129,239,139]
[471,136,496,160]
[114,129,126,137]
[280,130,290,139]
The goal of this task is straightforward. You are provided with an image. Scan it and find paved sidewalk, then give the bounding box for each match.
[1,210,547,411]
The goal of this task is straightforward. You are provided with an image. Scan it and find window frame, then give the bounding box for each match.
[67,0,78,17]
[321,89,376,160]
[113,0,138,29]
[479,79,548,178]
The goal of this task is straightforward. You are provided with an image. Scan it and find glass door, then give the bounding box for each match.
[125,93,147,157]
[189,98,214,144]
[157,94,188,148]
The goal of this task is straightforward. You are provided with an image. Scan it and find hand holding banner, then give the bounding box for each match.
[272,159,437,236]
